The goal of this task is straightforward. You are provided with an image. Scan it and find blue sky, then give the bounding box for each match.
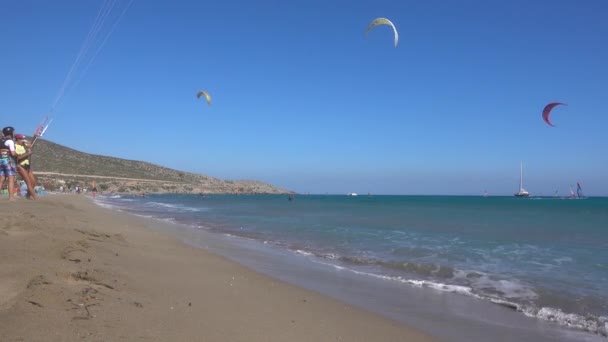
[1,0,607,195]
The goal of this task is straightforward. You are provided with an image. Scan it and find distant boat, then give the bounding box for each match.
[564,183,587,199]
[347,193,358,196]
[569,186,576,199]
[514,161,530,197]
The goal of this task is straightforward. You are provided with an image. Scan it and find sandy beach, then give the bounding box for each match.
[0,195,434,342]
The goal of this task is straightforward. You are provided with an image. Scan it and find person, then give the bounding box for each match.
[14,134,36,199]
[0,127,17,201]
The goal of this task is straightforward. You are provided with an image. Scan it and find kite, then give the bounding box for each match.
[366,18,399,48]
[542,102,566,127]
[197,91,211,105]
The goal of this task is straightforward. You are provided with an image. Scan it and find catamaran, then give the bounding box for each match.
[514,161,530,197]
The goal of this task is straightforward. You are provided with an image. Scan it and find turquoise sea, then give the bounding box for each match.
[96,194,608,340]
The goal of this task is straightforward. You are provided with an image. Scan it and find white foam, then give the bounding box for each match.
[146,201,203,212]
[322,253,339,260]
[448,268,538,301]
[92,199,124,212]
[404,279,474,296]
[497,280,537,299]
[306,257,607,338]
[94,201,119,210]
[473,276,538,300]
[398,278,605,336]
[554,257,573,264]
[532,307,608,336]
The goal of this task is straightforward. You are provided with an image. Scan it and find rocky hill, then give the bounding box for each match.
[28,138,294,195]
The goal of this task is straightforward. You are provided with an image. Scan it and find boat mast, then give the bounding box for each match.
[520,160,524,192]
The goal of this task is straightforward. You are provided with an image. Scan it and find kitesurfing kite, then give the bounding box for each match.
[31,116,53,147]
[197,90,211,105]
[366,18,399,48]
[542,102,566,127]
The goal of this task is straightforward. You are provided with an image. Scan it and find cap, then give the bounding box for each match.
[15,134,26,140]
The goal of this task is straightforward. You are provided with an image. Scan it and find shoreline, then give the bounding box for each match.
[0,195,434,341]
[94,193,607,342]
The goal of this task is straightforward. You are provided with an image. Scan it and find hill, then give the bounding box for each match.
[28,138,294,195]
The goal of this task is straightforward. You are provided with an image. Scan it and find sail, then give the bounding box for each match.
[576,182,584,198]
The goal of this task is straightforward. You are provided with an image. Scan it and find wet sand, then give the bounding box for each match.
[0,195,435,341]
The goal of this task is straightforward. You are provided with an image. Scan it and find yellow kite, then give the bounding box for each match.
[196,90,211,105]
[366,18,399,48]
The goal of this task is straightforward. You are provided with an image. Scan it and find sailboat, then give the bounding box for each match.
[514,161,530,197]
[569,186,576,199]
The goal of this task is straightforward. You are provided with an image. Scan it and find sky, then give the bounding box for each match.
[1,0,607,195]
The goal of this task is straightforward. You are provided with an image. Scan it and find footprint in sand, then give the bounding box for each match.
[61,243,91,264]
[74,228,127,245]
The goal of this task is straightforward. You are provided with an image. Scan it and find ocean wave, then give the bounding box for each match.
[96,194,134,203]
[399,278,606,337]
[331,255,457,279]
[302,252,607,338]
[377,269,606,337]
[145,201,204,212]
[295,250,313,256]
[93,200,121,211]
[404,279,474,296]
[92,195,117,200]
[527,307,607,337]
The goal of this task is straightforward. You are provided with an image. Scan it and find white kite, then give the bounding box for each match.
[366,18,399,48]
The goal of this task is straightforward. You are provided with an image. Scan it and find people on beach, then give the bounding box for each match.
[0,127,17,200]
[14,134,36,199]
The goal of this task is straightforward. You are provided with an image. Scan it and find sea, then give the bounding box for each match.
[94,194,608,341]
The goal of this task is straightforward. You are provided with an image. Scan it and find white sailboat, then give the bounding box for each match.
[569,186,576,199]
[514,161,530,197]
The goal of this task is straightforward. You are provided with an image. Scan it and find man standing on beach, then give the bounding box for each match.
[0,127,17,201]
